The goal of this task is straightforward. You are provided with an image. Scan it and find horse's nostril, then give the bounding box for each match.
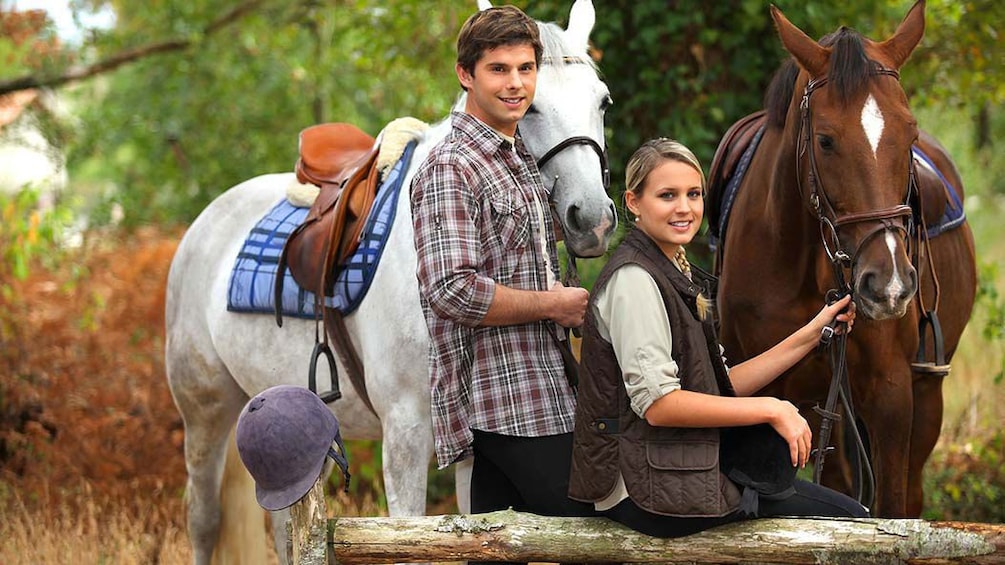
[566,204,583,233]
[903,269,919,300]
[860,272,879,298]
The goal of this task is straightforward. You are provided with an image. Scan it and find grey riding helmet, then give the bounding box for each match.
[235,385,350,511]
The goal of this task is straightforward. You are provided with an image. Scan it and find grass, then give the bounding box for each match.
[0,485,192,564]
[0,480,391,564]
[918,103,1005,440]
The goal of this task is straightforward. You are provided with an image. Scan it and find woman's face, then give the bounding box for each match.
[625,159,704,259]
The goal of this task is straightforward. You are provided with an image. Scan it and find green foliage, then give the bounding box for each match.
[330,439,385,508]
[910,0,1005,109]
[0,188,72,282]
[67,0,464,226]
[923,430,1005,522]
[976,262,1005,384]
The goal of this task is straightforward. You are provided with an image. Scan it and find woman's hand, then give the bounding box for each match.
[810,294,856,337]
[767,398,812,468]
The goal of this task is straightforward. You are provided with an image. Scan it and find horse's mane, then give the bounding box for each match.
[764,27,874,128]
[537,21,598,76]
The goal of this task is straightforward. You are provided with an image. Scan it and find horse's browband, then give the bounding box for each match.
[803,66,901,99]
[541,56,590,66]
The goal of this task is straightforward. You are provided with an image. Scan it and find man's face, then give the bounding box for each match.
[456,43,537,137]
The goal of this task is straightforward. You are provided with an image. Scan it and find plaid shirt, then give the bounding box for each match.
[411,112,577,468]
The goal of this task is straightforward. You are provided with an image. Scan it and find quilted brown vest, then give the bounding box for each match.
[569,228,741,517]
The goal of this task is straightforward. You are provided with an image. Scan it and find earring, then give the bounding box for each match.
[634,216,640,223]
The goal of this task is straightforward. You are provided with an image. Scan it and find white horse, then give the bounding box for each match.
[165,1,615,563]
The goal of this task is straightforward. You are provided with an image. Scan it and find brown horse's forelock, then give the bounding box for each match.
[764,27,875,129]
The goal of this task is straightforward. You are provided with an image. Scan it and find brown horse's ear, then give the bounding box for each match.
[770,4,829,79]
[877,0,925,70]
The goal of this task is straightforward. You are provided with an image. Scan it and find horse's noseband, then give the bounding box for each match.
[534,54,611,192]
[797,66,915,269]
[536,135,611,191]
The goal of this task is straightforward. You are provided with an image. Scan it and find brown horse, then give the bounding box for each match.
[709,1,976,518]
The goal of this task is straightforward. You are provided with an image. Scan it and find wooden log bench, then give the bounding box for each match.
[286,478,1005,564]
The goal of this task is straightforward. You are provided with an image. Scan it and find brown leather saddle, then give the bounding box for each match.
[706,110,768,252]
[275,122,381,411]
[277,123,380,308]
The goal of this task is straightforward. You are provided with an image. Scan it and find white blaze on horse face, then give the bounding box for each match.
[883,231,906,304]
[861,94,884,160]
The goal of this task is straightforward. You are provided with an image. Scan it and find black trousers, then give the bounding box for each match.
[470,428,596,517]
[604,478,870,539]
[469,429,596,565]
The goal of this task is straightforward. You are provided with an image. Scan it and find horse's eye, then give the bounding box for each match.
[817,134,835,152]
[600,95,613,111]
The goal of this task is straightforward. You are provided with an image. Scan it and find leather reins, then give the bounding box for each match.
[796,66,918,507]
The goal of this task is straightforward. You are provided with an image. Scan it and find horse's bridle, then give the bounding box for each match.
[537,135,611,194]
[534,55,612,294]
[796,65,919,508]
[796,66,915,278]
[535,54,611,194]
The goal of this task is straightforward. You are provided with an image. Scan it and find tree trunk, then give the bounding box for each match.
[287,479,1004,565]
[326,509,1005,564]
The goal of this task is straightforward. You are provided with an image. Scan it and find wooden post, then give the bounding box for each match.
[325,509,1005,564]
[285,476,328,565]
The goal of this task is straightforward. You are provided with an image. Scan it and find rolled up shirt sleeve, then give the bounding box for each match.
[593,264,681,418]
[412,161,495,327]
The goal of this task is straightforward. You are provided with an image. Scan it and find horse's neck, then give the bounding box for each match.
[741,127,822,287]
[409,117,454,176]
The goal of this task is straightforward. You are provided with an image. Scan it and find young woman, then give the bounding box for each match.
[568,138,868,538]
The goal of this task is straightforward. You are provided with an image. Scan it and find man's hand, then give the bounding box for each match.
[548,281,588,328]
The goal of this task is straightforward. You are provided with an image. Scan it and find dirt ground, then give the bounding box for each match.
[0,226,187,515]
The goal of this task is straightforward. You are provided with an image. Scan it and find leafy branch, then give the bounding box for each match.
[0,0,266,96]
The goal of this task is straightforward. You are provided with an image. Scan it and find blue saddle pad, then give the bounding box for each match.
[227,140,416,318]
[912,146,966,239]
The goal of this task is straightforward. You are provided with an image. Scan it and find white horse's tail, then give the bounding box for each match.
[213,431,269,565]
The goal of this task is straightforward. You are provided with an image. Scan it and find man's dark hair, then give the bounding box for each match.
[456,5,543,81]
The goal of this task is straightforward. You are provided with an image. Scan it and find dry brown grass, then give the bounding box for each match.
[0,480,389,564]
[0,484,191,564]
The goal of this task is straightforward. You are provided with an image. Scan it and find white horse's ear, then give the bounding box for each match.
[477,0,492,11]
[566,0,595,52]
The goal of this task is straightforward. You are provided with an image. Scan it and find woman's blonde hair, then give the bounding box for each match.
[624,138,711,320]
[624,137,705,200]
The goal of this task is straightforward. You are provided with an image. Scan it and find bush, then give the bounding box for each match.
[923,430,1005,523]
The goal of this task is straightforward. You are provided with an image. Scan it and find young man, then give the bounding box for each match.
[411,5,592,522]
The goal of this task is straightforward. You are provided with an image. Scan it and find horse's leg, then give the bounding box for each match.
[908,373,946,517]
[269,507,292,565]
[454,458,473,514]
[216,433,269,565]
[859,367,914,517]
[380,399,433,516]
[167,344,258,565]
